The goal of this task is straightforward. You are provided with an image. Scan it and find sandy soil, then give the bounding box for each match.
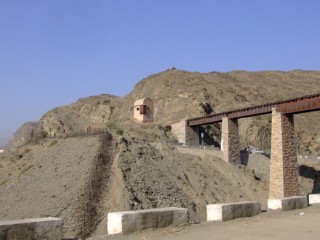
[89,204,320,240]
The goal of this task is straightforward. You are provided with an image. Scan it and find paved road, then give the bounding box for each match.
[89,204,320,240]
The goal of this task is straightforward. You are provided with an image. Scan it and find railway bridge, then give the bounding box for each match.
[179,94,320,199]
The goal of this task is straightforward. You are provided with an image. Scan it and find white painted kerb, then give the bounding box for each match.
[207,201,261,221]
[268,196,308,211]
[108,207,187,235]
[0,217,63,240]
[309,194,320,204]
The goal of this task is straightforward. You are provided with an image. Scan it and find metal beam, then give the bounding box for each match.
[188,93,320,127]
[278,95,320,114]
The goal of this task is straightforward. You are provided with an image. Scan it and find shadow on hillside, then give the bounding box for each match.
[299,165,320,194]
[240,151,270,167]
[198,126,220,147]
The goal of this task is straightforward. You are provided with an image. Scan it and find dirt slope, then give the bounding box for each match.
[0,134,115,238]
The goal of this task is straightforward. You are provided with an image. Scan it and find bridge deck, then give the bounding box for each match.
[188,93,320,127]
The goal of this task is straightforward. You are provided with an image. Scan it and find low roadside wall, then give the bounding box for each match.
[207,201,261,221]
[108,207,188,235]
[268,196,308,211]
[0,217,63,240]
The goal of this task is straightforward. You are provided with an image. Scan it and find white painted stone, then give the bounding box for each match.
[268,196,308,211]
[0,217,63,240]
[309,194,320,204]
[207,201,261,222]
[108,207,188,235]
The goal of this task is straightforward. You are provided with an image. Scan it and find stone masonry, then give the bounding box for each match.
[221,117,240,164]
[269,108,300,199]
[171,120,199,145]
[185,124,199,145]
[171,120,188,144]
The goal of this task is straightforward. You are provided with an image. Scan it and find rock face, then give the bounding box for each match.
[11,122,39,148]
[39,94,119,137]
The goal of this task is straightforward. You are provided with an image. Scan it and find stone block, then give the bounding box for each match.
[309,194,320,204]
[268,196,308,211]
[0,217,63,240]
[107,207,188,235]
[207,201,261,221]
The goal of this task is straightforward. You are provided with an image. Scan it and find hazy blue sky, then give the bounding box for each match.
[1,0,320,140]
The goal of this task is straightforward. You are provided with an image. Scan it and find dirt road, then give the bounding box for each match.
[90,204,320,240]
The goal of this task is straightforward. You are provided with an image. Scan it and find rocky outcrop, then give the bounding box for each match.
[39,94,119,137]
[11,122,39,148]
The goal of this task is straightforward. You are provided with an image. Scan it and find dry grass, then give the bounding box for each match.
[18,164,34,177]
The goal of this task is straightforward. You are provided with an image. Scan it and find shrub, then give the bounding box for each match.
[48,140,58,148]
[106,122,116,129]
[24,148,30,154]
[116,128,123,135]
[18,164,34,177]
[0,179,8,186]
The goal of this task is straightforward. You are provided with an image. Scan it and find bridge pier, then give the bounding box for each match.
[221,117,240,164]
[269,108,300,198]
[171,120,199,145]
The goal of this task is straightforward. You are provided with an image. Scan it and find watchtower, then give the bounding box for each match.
[133,97,154,123]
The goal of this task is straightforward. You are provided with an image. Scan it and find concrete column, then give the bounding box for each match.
[221,117,240,164]
[269,108,300,199]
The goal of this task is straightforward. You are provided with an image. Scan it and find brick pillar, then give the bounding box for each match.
[185,122,199,145]
[269,108,300,198]
[221,117,240,164]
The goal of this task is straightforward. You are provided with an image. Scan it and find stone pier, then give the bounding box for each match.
[221,117,240,164]
[269,108,300,199]
[186,124,199,145]
[171,120,199,145]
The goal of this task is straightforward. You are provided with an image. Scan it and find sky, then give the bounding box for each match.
[1,0,320,140]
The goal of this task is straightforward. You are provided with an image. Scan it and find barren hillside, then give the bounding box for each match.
[0,69,319,238]
[12,69,320,154]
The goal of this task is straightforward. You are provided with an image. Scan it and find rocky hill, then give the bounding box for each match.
[12,68,320,154]
[0,69,319,238]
